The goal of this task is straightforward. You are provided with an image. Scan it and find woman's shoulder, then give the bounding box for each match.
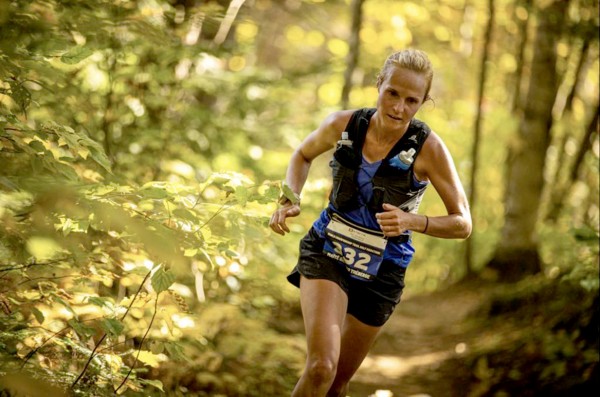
[311,109,358,143]
[416,129,455,178]
[421,129,446,152]
[321,109,360,131]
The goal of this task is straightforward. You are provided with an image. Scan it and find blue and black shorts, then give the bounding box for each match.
[287,227,409,327]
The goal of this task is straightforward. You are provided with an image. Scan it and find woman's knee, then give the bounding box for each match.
[305,356,338,385]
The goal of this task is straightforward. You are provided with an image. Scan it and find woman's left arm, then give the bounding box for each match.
[414,131,472,239]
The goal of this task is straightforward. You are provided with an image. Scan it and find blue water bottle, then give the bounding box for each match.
[390,148,416,170]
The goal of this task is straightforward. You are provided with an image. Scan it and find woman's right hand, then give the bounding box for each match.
[269,202,301,235]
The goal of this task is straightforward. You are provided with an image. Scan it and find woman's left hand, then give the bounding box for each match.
[375,203,412,237]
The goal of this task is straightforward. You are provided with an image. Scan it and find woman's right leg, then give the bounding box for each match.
[292,276,349,397]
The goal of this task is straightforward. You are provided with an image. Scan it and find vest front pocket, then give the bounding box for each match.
[370,173,418,212]
[329,159,359,212]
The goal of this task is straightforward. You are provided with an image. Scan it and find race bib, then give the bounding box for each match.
[323,213,387,281]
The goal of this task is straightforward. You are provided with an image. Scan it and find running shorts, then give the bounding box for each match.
[287,227,409,327]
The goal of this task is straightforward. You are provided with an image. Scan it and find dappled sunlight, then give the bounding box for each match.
[355,350,453,381]
[371,390,394,397]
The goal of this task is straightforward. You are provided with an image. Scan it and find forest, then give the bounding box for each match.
[0,0,598,396]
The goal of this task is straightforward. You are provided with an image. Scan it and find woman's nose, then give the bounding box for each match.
[393,99,405,113]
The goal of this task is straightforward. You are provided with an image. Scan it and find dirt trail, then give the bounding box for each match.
[348,283,487,397]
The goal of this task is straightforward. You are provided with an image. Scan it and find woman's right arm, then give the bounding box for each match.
[269,110,354,235]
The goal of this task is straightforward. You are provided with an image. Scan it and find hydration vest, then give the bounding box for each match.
[329,108,431,215]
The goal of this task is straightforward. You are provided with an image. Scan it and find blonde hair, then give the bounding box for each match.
[376,49,434,101]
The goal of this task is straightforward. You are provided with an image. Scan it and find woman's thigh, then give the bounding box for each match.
[299,276,349,361]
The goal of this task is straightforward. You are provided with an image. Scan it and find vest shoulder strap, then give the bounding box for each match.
[343,108,375,155]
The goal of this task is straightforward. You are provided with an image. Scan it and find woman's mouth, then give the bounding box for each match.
[388,114,402,121]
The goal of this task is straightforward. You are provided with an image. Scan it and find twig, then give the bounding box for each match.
[114,292,159,393]
[16,274,78,286]
[0,260,53,275]
[95,337,136,354]
[198,202,233,230]
[0,257,71,275]
[191,184,210,209]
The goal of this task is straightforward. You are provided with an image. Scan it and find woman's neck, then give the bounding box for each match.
[369,112,410,145]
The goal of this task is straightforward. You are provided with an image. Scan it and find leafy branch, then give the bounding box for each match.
[70,269,152,388]
[0,259,61,276]
[20,315,107,370]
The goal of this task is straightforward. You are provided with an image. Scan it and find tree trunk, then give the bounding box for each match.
[544,39,592,221]
[562,37,591,115]
[464,0,495,277]
[487,0,570,282]
[545,105,599,223]
[340,0,364,109]
[254,5,287,67]
[511,0,533,113]
[213,0,246,45]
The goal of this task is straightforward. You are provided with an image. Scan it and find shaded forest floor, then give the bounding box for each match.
[344,277,598,397]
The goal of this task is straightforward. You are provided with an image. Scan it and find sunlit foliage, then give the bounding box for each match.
[0,0,598,395]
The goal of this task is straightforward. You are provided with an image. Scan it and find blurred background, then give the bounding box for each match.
[0,0,598,396]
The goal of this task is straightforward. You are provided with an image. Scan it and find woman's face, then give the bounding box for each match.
[376,66,428,130]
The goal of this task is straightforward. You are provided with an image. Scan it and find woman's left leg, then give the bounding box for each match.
[326,314,382,397]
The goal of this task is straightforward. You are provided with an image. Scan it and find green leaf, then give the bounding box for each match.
[136,350,161,368]
[68,319,95,338]
[572,226,599,242]
[149,340,165,354]
[28,140,45,153]
[100,318,124,337]
[263,185,280,202]
[47,159,79,180]
[52,294,76,317]
[151,267,175,293]
[90,185,116,197]
[281,182,300,204]
[164,341,187,361]
[173,208,198,222]
[87,296,112,308]
[235,186,248,206]
[31,307,45,325]
[221,185,235,194]
[225,249,239,258]
[88,146,112,172]
[60,46,94,64]
[140,187,168,199]
[139,378,164,392]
